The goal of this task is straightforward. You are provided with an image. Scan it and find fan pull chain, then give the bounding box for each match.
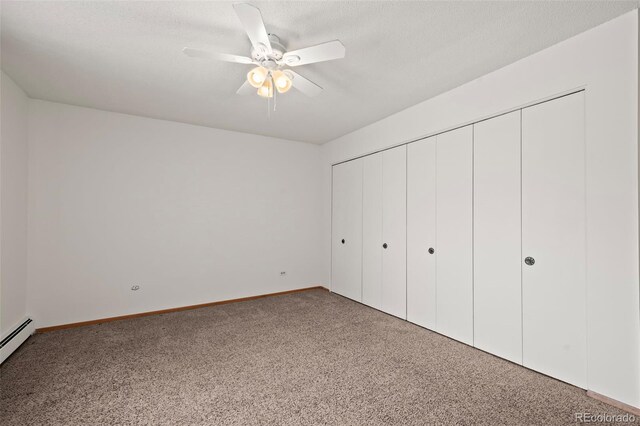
[267,72,271,119]
[265,73,278,118]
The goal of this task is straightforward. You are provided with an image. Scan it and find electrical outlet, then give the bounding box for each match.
[280,271,286,276]
[131,285,140,291]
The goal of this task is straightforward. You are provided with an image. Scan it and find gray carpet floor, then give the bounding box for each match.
[1,289,637,425]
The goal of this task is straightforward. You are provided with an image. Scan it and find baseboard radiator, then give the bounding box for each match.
[0,318,35,364]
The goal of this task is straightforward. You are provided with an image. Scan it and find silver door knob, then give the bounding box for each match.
[524,257,535,266]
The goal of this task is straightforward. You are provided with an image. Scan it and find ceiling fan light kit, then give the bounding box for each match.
[247,67,292,98]
[183,2,345,107]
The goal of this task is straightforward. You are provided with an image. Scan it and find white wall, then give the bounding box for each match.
[321,10,640,408]
[27,100,324,328]
[1,72,30,337]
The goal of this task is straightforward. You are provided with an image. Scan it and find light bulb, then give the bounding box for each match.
[257,78,273,98]
[247,67,267,88]
[272,70,292,94]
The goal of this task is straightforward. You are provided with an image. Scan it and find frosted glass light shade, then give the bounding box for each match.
[272,70,292,93]
[247,67,268,88]
[257,78,273,98]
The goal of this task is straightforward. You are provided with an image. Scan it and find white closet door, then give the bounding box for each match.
[436,126,473,345]
[407,137,437,329]
[362,153,383,310]
[473,111,522,364]
[381,146,407,319]
[522,92,587,388]
[331,159,363,301]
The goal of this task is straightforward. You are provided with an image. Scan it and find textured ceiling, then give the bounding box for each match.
[1,1,638,144]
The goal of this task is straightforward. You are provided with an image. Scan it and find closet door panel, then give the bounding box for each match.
[362,153,383,310]
[436,126,473,345]
[473,111,522,364]
[522,92,586,388]
[331,159,363,301]
[381,146,407,319]
[407,137,437,329]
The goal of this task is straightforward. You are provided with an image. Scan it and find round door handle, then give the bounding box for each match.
[524,256,535,266]
[341,239,345,244]
[428,248,435,254]
[383,243,388,249]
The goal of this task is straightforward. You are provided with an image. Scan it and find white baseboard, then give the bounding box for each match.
[0,317,35,364]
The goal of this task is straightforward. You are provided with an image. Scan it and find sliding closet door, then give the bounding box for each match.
[407,137,437,329]
[436,126,473,345]
[362,153,383,310]
[381,146,407,319]
[522,92,586,388]
[474,111,522,364]
[331,159,363,301]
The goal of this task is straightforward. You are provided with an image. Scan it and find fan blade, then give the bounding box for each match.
[236,81,255,96]
[283,40,345,66]
[289,71,323,97]
[233,3,272,54]
[183,47,253,64]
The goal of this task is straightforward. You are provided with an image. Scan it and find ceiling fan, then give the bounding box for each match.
[183,3,346,99]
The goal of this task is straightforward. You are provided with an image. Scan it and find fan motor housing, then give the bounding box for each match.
[251,34,286,64]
